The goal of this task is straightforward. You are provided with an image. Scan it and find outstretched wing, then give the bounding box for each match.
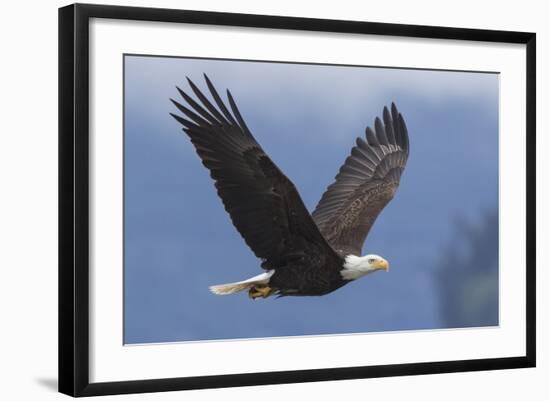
[312,103,409,256]
[170,75,339,270]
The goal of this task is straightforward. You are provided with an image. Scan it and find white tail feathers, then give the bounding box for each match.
[209,281,255,295]
[209,271,274,296]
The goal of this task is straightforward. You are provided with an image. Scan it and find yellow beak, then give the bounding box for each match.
[377,259,390,271]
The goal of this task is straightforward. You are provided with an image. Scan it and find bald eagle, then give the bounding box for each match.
[170,75,409,299]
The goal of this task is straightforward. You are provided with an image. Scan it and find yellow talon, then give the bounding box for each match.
[248,285,274,299]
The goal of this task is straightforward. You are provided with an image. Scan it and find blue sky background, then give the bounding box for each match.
[124,55,499,344]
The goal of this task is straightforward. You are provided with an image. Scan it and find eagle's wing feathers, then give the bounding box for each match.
[171,75,337,269]
[312,103,409,255]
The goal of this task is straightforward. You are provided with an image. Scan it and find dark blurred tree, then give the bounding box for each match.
[435,211,498,328]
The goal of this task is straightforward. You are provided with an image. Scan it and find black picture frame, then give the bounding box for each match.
[58,3,536,397]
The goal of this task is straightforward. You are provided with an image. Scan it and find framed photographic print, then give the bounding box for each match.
[58,3,536,397]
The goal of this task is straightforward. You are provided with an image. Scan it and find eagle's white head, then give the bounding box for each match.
[341,254,389,280]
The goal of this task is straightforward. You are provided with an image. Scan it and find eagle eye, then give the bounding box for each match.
[368,258,376,264]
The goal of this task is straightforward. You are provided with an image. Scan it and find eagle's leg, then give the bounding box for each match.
[248,284,274,299]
